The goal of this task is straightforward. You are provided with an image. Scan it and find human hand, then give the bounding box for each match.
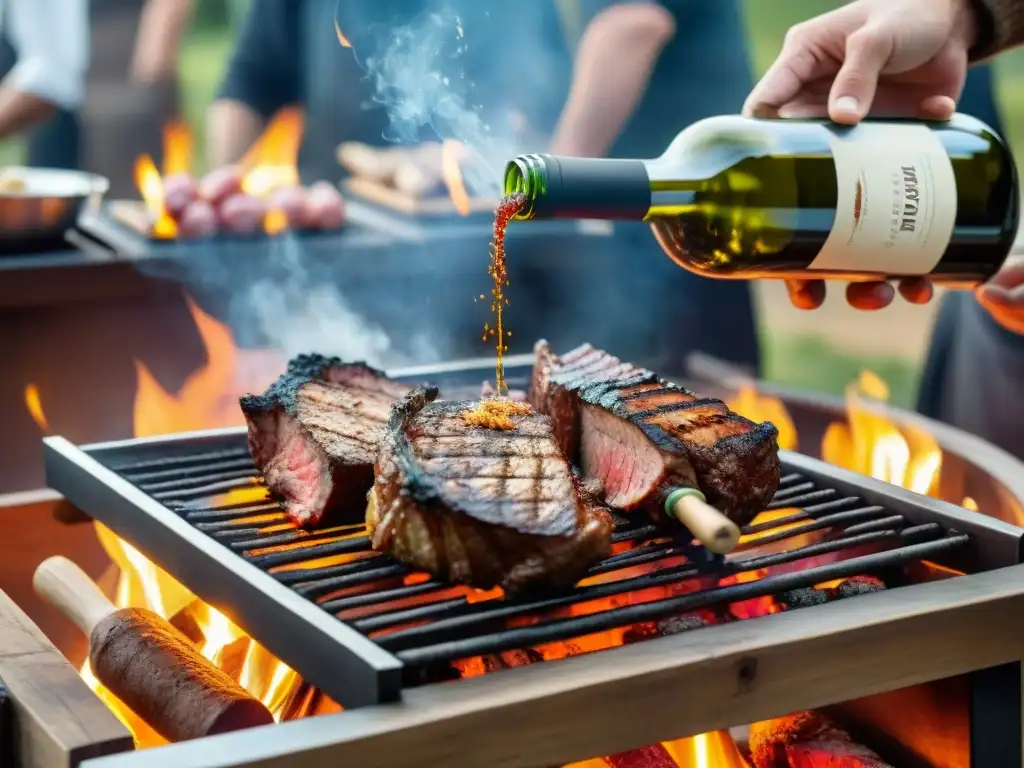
[976,255,1024,334]
[743,0,978,125]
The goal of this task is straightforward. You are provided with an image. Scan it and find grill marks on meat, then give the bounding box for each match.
[241,354,411,528]
[369,386,613,594]
[530,340,780,528]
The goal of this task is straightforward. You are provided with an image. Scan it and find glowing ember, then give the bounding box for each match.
[462,397,532,430]
[441,140,471,216]
[485,193,527,395]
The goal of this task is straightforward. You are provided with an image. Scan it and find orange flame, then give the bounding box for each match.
[162,119,192,177]
[24,383,50,433]
[821,371,941,496]
[240,107,304,199]
[441,139,472,216]
[134,154,177,238]
[726,386,797,452]
[335,17,352,48]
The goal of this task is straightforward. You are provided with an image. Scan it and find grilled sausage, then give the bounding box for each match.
[265,185,308,229]
[177,199,219,238]
[303,182,346,230]
[163,172,199,218]
[217,193,266,234]
[199,165,243,206]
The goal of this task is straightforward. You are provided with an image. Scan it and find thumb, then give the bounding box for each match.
[829,27,893,123]
[976,284,1024,335]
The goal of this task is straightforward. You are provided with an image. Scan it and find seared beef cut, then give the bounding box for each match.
[241,354,411,528]
[530,340,780,528]
[749,712,893,767]
[368,386,613,594]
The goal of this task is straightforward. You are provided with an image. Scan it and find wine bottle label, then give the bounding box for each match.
[809,123,957,275]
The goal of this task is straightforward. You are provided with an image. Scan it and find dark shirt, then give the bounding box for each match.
[218,0,571,181]
[916,64,1024,458]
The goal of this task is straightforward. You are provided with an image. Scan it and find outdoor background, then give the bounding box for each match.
[3,0,1020,406]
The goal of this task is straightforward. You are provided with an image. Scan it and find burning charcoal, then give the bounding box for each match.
[604,744,678,767]
[778,588,829,610]
[829,576,885,599]
[623,622,659,645]
[623,610,722,645]
[168,602,206,646]
[214,636,252,682]
[749,712,893,768]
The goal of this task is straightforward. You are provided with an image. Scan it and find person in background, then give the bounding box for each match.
[743,0,1024,458]
[548,0,761,376]
[207,0,569,180]
[0,0,88,169]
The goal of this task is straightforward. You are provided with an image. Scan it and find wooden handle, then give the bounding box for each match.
[667,490,741,555]
[33,556,117,636]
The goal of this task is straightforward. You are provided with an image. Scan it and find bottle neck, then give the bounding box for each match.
[503,154,653,221]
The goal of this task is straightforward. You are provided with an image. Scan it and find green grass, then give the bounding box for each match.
[762,333,920,407]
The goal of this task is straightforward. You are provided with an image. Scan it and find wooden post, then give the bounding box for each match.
[0,587,133,767]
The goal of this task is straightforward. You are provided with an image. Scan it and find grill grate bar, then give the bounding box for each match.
[765,488,839,511]
[296,563,412,598]
[152,478,263,502]
[138,470,265,494]
[324,581,450,615]
[122,458,257,484]
[184,503,282,522]
[393,533,970,667]
[109,447,252,473]
[246,536,371,569]
[367,525,941,646]
[742,506,892,547]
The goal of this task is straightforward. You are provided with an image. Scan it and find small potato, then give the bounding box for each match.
[177,199,219,238]
[163,172,199,218]
[198,165,243,205]
[302,182,346,230]
[217,193,266,234]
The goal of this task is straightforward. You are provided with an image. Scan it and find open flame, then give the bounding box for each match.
[441,139,472,216]
[24,301,968,756]
[135,109,305,238]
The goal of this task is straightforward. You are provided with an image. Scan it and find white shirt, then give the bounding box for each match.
[0,0,88,110]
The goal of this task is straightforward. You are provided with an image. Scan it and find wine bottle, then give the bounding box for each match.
[503,114,1019,285]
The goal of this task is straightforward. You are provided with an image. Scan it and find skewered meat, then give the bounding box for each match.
[198,165,243,205]
[241,355,411,527]
[218,193,266,234]
[368,386,613,594]
[303,181,346,229]
[749,712,893,767]
[177,199,218,238]
[163,172,199,217]
[265,185,308,228]
[530,340,780,528]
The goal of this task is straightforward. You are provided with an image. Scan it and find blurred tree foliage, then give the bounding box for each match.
[190,0,232,32]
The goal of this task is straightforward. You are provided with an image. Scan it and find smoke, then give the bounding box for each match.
[141,233,443,370]
[340,1,568,197]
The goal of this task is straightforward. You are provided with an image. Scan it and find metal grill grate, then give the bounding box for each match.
[43,361,1023,709]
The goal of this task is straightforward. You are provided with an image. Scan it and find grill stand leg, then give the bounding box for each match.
[970,662,1023,767]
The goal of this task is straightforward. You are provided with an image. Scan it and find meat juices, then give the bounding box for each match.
[369,386,613,595]
[530,340,780,528]
[241,355,412,528]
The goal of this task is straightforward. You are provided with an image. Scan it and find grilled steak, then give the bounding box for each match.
[530,340,780,527]
[241,354,411,528]
[368,386,613,594]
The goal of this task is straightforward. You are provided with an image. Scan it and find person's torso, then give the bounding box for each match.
[556,0,754,159]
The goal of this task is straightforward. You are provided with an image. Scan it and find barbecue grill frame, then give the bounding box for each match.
[73,563,1024,768]
[43,424,1024,709]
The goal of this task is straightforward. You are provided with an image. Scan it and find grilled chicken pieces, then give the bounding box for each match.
[241,355,411,527]
[368,386,613,594]
[530,341,780,528]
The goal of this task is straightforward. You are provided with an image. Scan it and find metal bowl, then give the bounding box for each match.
[0,167,109,249]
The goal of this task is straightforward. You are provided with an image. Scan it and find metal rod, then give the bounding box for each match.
[108,447,251,473]
[122,458,256,484]
[373,527,939,648]
[244,536,372,569]
[394,534,969,667]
